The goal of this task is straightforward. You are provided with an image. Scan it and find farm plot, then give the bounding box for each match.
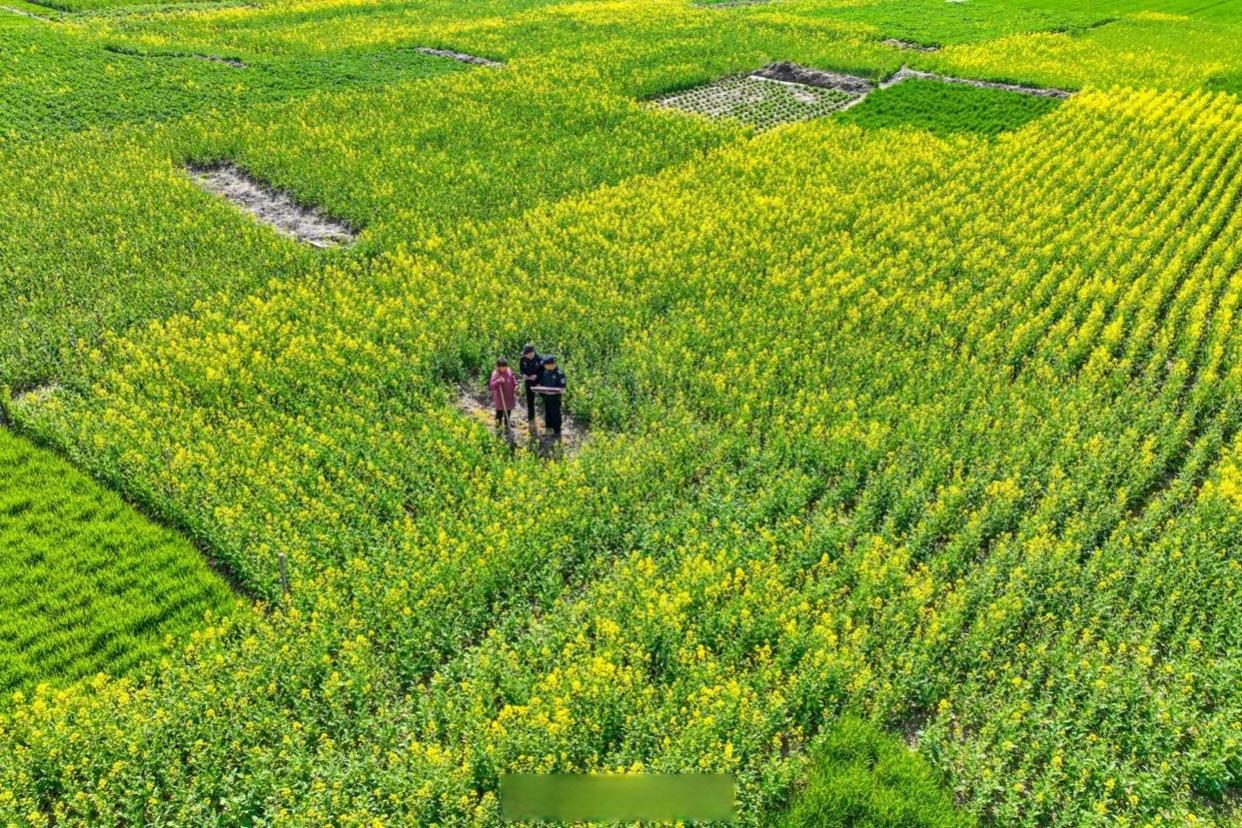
[816,0,1116,47]
[653,60,1068,133]
[0,24,468,140]
[0,427,237,695]
[653,64,866,129]
[840,77,1063,136]
[3,0,1242,825]
[6,77,1242,826]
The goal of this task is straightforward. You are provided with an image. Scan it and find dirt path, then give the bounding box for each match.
[107,47,247,67]
[10,382,61,407]
[880,65,1073,98]
[1,5,53,20]
[457,383,585,458]
[195,54,245,68]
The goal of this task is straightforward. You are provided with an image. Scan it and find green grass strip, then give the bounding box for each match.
[768,718,975,828]
[0,426,238,696]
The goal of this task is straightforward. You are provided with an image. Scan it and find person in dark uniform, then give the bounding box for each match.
[519,344,543,422]
[535,354,566,437]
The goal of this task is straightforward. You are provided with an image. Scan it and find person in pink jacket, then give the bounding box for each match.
[489,356,518,433]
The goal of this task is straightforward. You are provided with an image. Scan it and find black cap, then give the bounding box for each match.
[522,343,535,353]
[542,355,556,365]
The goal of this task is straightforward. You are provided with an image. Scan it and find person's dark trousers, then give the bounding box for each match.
[542,394,562,435]
[524,382,538,420]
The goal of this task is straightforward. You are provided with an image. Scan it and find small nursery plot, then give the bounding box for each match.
[653,68,863,130]
[415,47,503,68]
[186,163,355,248]
[842,77,1063,136]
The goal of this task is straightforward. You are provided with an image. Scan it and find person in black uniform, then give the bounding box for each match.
[536,354,566,437]
[519,344,543,422]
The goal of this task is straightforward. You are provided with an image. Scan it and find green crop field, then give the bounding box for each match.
[0,427,237,694]
[2,0,1242,824]
[839,79,1062,136]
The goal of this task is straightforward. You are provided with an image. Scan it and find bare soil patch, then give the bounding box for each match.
[196,54,245,68]
[882,38,941,52]
[415,47,503,68]
[752,61,873,95]
[186,164,355,248]
[457,382,585,458]
[10,382,61,407]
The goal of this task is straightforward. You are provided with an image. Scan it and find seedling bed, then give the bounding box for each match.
[653,65,867,130]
